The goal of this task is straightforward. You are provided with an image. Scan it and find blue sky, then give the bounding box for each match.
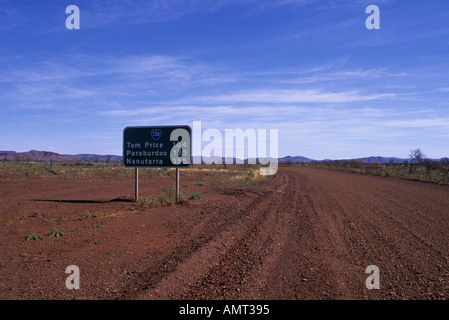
[0,0,448,160]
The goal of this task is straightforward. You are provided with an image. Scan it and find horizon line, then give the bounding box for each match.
[3,149,448,162]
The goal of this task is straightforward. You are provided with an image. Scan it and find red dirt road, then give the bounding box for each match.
[1,167,448,299]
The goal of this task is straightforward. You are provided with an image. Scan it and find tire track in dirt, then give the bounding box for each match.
[123,167,449,300]
[131,173,294,299]
[177,171,302,299]
[283,167,449,299]
[131,168,361,299]
[315,171,449,299]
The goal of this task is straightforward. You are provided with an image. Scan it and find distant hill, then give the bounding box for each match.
[2,150,443,164]
[0,150,121,162]
[70,153,122,162]
[278,155,315,163]
[340,156,407,164]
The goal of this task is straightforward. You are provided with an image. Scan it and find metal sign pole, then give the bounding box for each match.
[176,168,180,203]
[135,167,139,202]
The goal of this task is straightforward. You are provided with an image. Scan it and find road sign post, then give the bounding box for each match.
[176,168,180,203]
[135,168,139,202]
[123,126,192,203]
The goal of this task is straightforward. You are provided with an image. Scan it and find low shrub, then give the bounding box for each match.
[190,192,203,200]
[49,228,68,237]
[26,233,45,241]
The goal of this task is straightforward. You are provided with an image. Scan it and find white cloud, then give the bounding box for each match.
[0,54,237,108]
[191,89,395,104]
[381,118,449,129]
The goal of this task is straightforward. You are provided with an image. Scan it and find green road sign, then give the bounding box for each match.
[123,126,192,168]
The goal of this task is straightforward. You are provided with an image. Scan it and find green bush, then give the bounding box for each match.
[119,269,140,276]
[49,228,67,237]
[190,192,203,200]
[26,233,45,241]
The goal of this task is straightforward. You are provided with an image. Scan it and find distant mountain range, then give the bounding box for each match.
[277,155,407,164]
[0,150,442,164]
[0,150,122,162]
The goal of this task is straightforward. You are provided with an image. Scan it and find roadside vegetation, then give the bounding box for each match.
[282,148,449,185]
[135,184,185,210]
[0,160,175,179]
[0,160,273,185]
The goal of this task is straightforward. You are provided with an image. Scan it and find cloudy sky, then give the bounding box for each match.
[1,0,448,159]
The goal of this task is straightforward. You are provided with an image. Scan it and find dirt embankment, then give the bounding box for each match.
[1,167,448,299]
